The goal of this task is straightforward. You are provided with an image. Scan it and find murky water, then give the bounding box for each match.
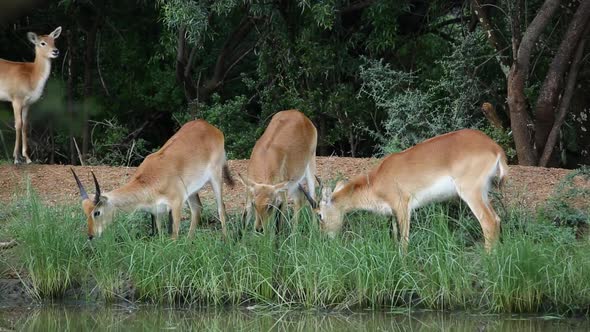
[0,304,588,331]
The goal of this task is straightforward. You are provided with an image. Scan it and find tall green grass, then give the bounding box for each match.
[2,190,590,315]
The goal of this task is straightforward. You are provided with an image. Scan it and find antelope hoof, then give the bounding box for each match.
[25,158,32,164]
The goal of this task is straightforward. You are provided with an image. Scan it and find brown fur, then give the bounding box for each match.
[319,129,508,253]
[73,120,232,239]
[239,110,318,231]
[0,27,61,164]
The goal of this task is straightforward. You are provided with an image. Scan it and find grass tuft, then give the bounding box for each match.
[2,190,590,315]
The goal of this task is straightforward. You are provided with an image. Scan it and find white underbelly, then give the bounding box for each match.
[409,176,457,210]
[182,169,212,200]
[0,89,11,102]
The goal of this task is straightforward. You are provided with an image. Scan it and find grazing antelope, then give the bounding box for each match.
[71,119,234,240]
[300,129,508,252]
[238,110,317,232]
[0,27,62,164]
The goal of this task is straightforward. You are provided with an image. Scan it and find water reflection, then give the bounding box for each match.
[0,305,588,331]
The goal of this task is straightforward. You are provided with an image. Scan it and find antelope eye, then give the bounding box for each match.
[93,210,101,217]
[40,41,47,47]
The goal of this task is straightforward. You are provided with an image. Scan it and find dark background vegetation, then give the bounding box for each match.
[1,0,589,168]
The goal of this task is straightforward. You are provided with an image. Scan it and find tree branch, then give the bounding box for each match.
[429,16,471,31]
[339,0,376,14]
[472,0,510,75]
[507,0,560,165]
[515,0,560,76]
[538,21,590,167]
[534,0,590,160]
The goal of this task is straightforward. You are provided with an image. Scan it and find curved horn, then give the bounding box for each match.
[70,168,89,200]
[315,175,322,188]
[315,175,323,195]
[298,183,318,209]
[91,171,101,204]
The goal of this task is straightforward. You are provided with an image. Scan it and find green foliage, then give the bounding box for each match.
[86,118,150,166]
[158,0,210,44]
[540,166,590,232]
[481,126,517,161]
[364,0,405,52]
[360,32,496,153]
[173,94,258,159]
[1,0,588,165]
[5,186,85,298]
[3,190,590,315]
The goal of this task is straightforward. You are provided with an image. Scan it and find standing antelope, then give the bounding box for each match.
[71,119,234,239]
[300,129,508,252]
[0,27,62,164]
[238,110,317,232]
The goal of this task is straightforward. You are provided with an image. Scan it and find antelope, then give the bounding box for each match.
[238,110,317,232]
[0,27,62,164]
[71,119,234,240]
[300,129,508,252]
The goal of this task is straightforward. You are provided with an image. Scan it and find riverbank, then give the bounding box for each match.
[1,184,590,316]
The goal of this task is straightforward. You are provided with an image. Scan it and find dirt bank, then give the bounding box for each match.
[0,157,584,212]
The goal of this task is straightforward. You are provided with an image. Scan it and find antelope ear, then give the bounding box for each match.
[272,181,290,193]
[27,32,39,44]
[334,180,347,193]
[50,26,62,39]
[321,186,333,203]
[237,173,256,194]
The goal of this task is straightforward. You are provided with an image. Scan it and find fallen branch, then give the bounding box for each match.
[0,239,17,249]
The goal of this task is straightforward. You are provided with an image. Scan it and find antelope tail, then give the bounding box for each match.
[223,163,235,188]
[497,153,509,190]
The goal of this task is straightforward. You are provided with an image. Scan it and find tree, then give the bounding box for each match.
[475,0,590,166]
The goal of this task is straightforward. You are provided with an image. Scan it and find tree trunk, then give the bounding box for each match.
[538,21,590,167]
[82,21,99,161]
[67,28,76,165]
[175,26,198,101]
[534,0,590,162]
[535,1,590,161]
[49,121,54,164]
[471,0,510,76]
[506,0,560,165]
[507,67,536,165]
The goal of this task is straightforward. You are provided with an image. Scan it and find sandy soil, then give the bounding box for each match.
[0,157,585,213]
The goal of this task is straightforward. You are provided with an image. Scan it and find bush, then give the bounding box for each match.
[85,118,151,166]
[360,32,497,153]
[540,166,590,237]
[174,94,257,159]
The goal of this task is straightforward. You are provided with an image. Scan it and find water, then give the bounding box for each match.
[1,305,589,331]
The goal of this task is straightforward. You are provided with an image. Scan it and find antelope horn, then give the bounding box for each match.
[298,183,318,209]
[315,175,322,188]
[91,171,101,204]
[70,168,89,201]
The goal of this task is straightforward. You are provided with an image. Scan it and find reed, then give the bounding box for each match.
[2,190,590,315]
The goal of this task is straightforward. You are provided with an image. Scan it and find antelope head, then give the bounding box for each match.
[28,26,61,59]
[237,173,289,227]
[71,168,113,239]
[299,179,347,237]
